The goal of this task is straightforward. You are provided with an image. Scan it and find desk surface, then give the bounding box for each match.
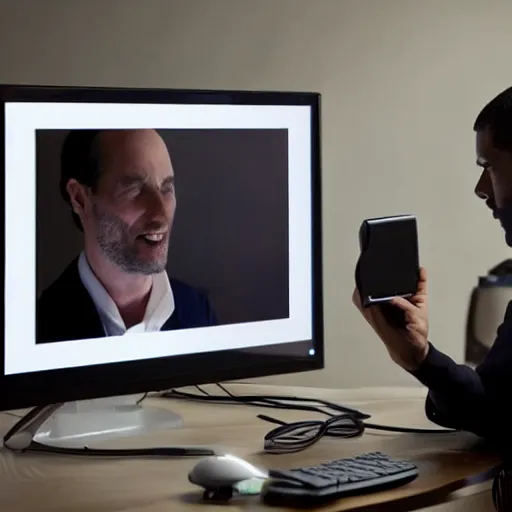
[0,384,501,512]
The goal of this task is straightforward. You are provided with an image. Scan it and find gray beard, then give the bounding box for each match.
[93,204,168,275]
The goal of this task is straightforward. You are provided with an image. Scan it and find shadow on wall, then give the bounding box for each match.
[35,128,290,327]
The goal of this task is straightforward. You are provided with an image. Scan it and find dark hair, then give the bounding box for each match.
[59,129,103,231]
[473,86,512,151]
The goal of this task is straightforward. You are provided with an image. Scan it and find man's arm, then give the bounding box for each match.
[353,267,512,453]
[410,343,488,434]
[410,302,512,448]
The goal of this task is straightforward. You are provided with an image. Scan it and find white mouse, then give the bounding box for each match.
[188,454,268,489]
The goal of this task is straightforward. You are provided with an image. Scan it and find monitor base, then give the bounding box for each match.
[3,394,185,450]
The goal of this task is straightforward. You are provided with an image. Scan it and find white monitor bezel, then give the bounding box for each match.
[4,100,313,375]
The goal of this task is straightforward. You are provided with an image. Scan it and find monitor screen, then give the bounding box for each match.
[0,85,323,410]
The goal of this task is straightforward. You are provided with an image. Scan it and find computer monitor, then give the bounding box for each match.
[0,84,323,451]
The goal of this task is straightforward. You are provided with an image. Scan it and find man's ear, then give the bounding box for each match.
[66,179,90,222]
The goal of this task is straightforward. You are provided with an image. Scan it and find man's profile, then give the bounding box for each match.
[353,86,512,466]
[37,129,217,344]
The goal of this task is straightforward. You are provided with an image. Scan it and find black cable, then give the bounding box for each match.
[17,442,215,458]
[260,413,365,454]
[363,421,451,434]
[6,385,454,458]
[136,392,148,404]
[164,386,453,432]
[216,383,442,439]
[216,382,235,397]
[195,385,210,396]
[1,412,23,418]
[163,389,369,418]
[258,413,456,454]
[162,384,457,454]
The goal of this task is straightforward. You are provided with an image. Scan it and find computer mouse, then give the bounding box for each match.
[188,454,268,490]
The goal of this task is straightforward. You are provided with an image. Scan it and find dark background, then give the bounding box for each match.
[35,128,290,326]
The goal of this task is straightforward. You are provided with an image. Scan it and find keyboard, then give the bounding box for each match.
[261,451,419,506]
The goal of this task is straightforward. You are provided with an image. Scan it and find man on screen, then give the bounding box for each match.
[37,129,217,344]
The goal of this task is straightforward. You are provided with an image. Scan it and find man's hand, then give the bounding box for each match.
[352,267,430,372]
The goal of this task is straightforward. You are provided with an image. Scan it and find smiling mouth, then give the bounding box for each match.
[137,232,166,246]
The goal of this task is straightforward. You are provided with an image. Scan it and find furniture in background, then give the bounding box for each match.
[465,259,512,366]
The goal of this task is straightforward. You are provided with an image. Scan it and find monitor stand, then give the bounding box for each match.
[3,393,194,451]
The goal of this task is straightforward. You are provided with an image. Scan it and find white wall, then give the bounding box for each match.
[1,0,512,390]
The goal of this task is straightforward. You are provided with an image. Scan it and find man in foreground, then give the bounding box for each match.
[353,86,512,508]
[37,129,216,344]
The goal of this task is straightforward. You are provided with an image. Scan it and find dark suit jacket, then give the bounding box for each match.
[411,301,512,460]
[36,258,217,344]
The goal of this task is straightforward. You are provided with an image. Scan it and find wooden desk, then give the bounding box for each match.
[0,384,502,512]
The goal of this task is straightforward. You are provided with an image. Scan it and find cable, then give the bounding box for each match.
[4,384,453,458]
[260,413,365,454]
[136,392,148,404]
[216,383,455,434]
[164,388,368,418]
[14,442,215,458]
[1,412,23,418]
[195,385,210,396]
[162,384,457,454]
[216,382,235,397]
[164,385,454,431]
[258,413,455,454]
[363,421,450,434]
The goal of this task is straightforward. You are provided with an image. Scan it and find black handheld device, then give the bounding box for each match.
[355,214,420,328]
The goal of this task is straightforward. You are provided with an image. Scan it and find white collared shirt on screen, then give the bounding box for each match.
[77,251,175,336]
